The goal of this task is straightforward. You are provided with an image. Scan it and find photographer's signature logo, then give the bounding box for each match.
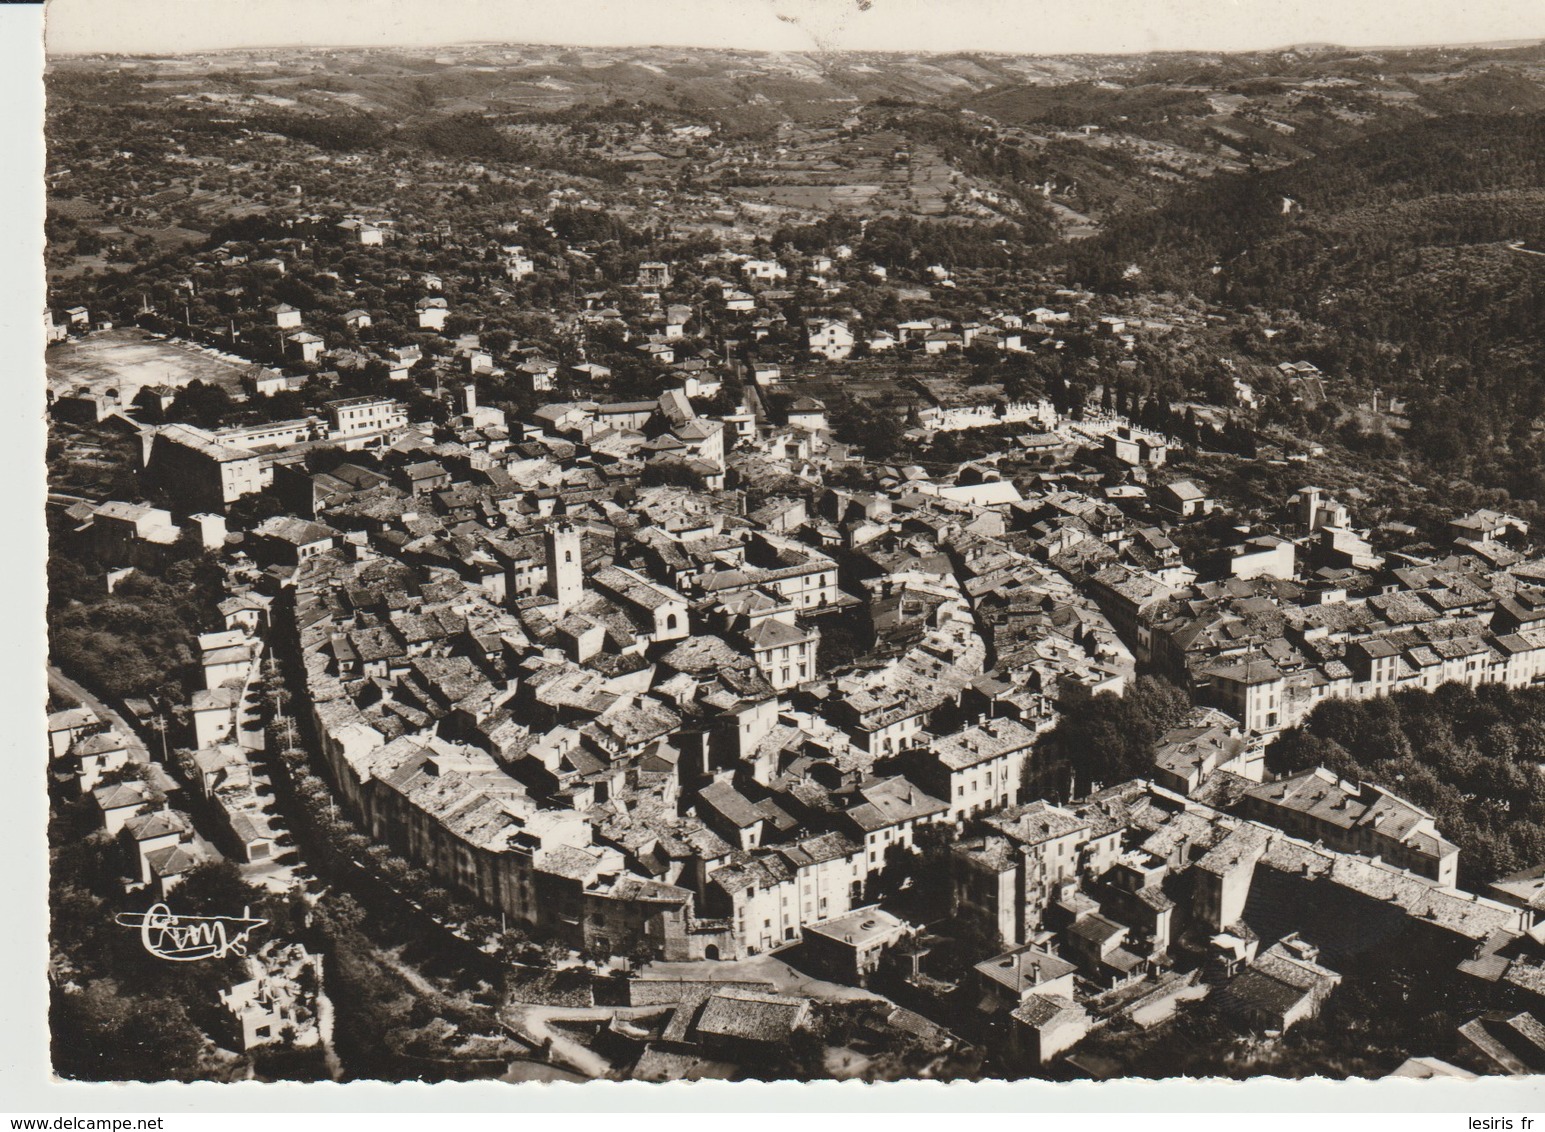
[114,903,268,961]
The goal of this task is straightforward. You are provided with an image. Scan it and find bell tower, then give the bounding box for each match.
[545,522,583,611]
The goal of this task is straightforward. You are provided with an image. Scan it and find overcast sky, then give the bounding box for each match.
[43,0,1545,57]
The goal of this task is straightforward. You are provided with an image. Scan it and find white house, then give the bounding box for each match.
[504,248,536,280]
[742,259,788,283]
[1229,535,1296,581]
[338,218,386,245]
[416,297,448,332]
[807,319,854,361]
[285,331,324,364]
[786,397,828,432]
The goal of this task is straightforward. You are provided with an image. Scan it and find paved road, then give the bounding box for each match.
[237,679,267,754]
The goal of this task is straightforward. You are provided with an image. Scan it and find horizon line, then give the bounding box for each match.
[46,35,1545,61]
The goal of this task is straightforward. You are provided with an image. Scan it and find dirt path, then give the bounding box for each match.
[376,944,443,998]
[314,959,344,1081]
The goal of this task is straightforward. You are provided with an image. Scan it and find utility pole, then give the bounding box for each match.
[152,709,169,763]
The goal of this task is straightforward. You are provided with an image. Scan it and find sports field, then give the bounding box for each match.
[46,328,255,402]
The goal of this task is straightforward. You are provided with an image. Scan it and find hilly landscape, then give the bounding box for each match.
[44,31,1545,1090]
[48,40,1545,236]
[45,38,1545,507]
[1062,107,1545,502]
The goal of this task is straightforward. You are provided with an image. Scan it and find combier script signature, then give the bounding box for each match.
[114,904,269,961]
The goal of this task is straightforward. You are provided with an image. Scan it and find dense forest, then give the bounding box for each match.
[857,216,1028,270]
[1059,110,1545,506]
[46,517,225,702]
[970,82,1217,131]
[1064,111,1545,295]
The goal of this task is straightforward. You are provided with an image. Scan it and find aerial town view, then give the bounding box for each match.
[38,13,1545,1089]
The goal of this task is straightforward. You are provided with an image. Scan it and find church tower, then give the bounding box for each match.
[545,522,584,611]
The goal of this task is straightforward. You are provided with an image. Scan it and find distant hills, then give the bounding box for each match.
[45,37,1545,503]
[51,40,1545,202]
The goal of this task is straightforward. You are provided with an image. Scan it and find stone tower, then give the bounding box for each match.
[545,522,583,611]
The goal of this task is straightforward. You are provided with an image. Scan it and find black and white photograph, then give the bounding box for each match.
[30,0,1545,1096]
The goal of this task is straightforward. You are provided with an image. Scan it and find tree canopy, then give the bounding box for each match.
[1272,683,1545,887]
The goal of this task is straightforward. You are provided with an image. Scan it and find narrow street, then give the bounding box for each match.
[234,665,306,894]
